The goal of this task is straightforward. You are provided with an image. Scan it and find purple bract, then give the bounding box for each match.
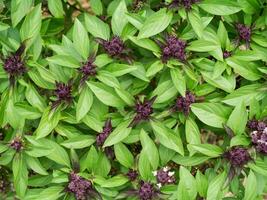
[139,181,156,200]
[224,147,251,167]
[96,119,112,147]
[153,166,176,188]
[174,91,195,115]
[52,81,73,109]
[9,136,24,152]
[67,172,92,200]
[169,0,200,10]
[79,56,97,86]
[129,96,157,127]
[250,121,267,154]
[126,169,138,181]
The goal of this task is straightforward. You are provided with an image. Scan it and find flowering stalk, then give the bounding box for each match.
[236,23,252,49]
[248,120,267,154]
[96,36,133,63]
[129,96,157,127]
[52,81,73,109]
[9,136,24,152]
[156,35,187,63]
[173,91,195,115]
[153,166,176,188]
[79,55,97,87]
[224,147,251,168]
[2,44,27,86]
[168,0,200,10]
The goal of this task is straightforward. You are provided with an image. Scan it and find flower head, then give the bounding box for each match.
[153,166,176,188]
[157,36,187,63]
[9,136,24,152]
[236,23,252,48]
[129,96,157,127]
[0,167,10,194]
[3,44,26,85]
[174,91,195,115]
[52,81,73,109]
[223,51,232,59]
[67,172,92,200]
[169,0,200,10]
[79,55,97,86]
[96,119,112,147]
[139,181,157,200]
[224,147,251,168]
[126,169,138,181]
[250,121,267,154]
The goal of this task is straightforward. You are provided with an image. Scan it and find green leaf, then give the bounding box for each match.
[248,160,267,177]
[138,8,173,39]
[227,102,247,135]
[105,63,137,76]
[97,71,120,89]
[76,85,93,121]
[188,144,223,157]
[20,4,42,46]
[146,60,164,77]
[199,0,241,15]
[35,107,61,139]
[73,19,90,59]
[90,0,103,15]
[48,0,64,18]
[170,68,186,97]
[87,81,125,107]
[150,120,184,155]
[223,84,266,106]
[11,0,33,27]
[128,36,160,53]
[138,150,152,180]
[172,155,210,166]
[94,152,110,177]
[61,135,95,149]
[94,175,129,188]
[230,135,250,147]
[196,170,208,197]
[217,21,230,49]
[187,40,218,52]
[185,118,201,155]
[26,155,48,175]
[206,172,227,200]
[140,129,159,170]
[111,0,128,36]
[114,143,134,168]
[85,14,110,40]
[188,10,203,38]
[244,171,257,200]
[179,166,197,200]
[103,120,132,147]
[32,186,64,200]
[47,55,80,68]
[152,80,178,104]
[191,103,232,128]
[13,154,28,198]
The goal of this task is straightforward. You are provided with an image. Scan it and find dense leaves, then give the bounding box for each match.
[0,0,267,199]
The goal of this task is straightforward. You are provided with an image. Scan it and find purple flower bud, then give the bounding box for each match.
[96,119,112,147]
[236,23,251,42]
[169,0,200,10]
[250,122,267,154]
[0,167,9,194]
[153,167,176,187]
[52,81,73,109]
[101,36,124,57]
[3,54,26,84]
[174,91,195,115]
[139,181,156,200]
[129,96,157,127]
[160,36,187,63]
[223,51,232,58]
[126,169,138,181]
[224,147,251,167]
[9,136,24,152]
[79,56,97,86]
[67,172,92,200]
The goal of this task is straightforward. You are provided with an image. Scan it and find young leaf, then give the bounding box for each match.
[114,142,134,168]
[85,14,110,40]
[111,0,128,36]
[76,85,93,121]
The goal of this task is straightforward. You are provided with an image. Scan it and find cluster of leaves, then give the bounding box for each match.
[0,0,267,199]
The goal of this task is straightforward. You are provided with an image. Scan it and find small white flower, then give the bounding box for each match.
[152,171,157,176]
[168,171,175,177]
[263,128,267,134]
[163,166,169,172]
[156,183,162,188]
